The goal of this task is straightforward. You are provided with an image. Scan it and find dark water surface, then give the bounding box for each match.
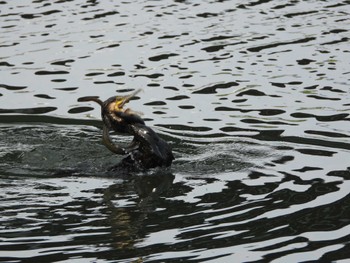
[1,0,350,262]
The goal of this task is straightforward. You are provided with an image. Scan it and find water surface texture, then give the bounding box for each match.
[1,0,350,262]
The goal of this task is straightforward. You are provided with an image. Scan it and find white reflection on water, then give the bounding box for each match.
[1,0,350,262]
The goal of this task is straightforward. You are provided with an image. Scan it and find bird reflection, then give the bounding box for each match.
[102,171,174,250]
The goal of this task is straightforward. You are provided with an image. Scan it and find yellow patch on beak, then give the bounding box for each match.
[114,97,125,111]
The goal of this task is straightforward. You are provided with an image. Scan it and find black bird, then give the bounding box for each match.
[78,90,174,169]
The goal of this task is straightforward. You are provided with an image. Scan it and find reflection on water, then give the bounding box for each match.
[1,0,350,262]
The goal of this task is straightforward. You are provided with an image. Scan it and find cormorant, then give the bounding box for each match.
[78,90,174,169]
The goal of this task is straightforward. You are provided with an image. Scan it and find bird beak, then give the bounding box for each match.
[115,89,142,110]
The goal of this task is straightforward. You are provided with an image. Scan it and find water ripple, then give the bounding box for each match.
[1,0,350,262]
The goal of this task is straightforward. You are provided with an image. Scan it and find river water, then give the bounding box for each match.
[1,0,350,262]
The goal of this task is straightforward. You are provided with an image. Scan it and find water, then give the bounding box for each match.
[1,0,350,262]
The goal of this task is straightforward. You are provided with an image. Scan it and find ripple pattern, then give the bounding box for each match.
[1,0,350,262]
